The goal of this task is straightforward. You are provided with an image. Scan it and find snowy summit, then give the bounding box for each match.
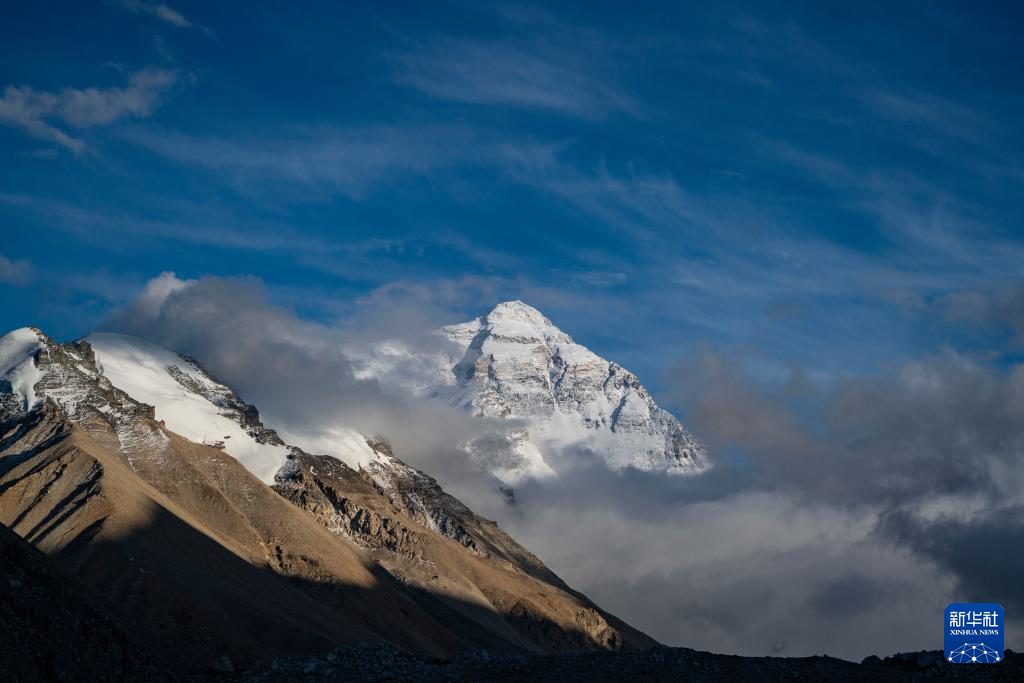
[357,301,709,483]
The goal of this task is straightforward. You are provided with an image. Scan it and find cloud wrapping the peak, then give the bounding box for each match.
[95,272,1024,659]
[99,273,511,492]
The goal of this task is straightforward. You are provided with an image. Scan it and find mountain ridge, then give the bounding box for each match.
[0,325,654,675]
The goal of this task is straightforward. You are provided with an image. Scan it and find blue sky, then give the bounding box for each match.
[6,2,1024,656]
[2,0,1023,396]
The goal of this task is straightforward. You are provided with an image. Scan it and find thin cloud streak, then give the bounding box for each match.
[0,254,34,286]
[390,6,639,119]
[0,68,178,152]
[120,124,488,199]
[115,114,1024,378]
[113,0,212,34]
[392,36,638,118]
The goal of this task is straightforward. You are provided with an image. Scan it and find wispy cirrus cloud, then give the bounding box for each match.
[857,88,995,146]
[758,135,1024,272]
[0,192,335,254]
[113,0,205,32]
[121,124,484,199]
[0,68,178,152]
[0,191,521,288]
[0,254,33,286]
[905,280,1024,350]
[112,102,1023,377]
[392,37,638,118]
[390,8,639,119]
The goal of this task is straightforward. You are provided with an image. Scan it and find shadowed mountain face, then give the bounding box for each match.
[0,519,146,682]
[0,328,653,676]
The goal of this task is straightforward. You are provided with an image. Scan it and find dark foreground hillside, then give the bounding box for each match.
[3,517,1020,682]
[0,522,172,682]
[221,644,1024,682]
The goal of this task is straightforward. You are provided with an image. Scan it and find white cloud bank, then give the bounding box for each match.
[95,272,1024,660]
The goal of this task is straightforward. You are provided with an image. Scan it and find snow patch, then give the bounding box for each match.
[277,424,388,472]
[87,333,290,485]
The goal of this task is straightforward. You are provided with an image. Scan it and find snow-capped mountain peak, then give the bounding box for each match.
[478,299,564,336]
[0,328,399,487]
[84,333,405,485]
[0,325,654,658]
[85,333,293,484]
[357,301,710,483]
[484,299,549,324]
[443,300,574,352]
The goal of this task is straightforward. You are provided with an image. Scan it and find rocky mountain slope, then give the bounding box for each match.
[0,327,653,677]
[351,300,708,484]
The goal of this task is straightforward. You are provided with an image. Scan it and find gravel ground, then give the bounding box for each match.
[208,643,1023,682]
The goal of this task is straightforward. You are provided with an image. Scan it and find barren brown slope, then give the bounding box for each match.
[276,446,655,653]
[74,329,652,653]
[0,330,654,676]
[0,405,513,669]
[0,518,154,683]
